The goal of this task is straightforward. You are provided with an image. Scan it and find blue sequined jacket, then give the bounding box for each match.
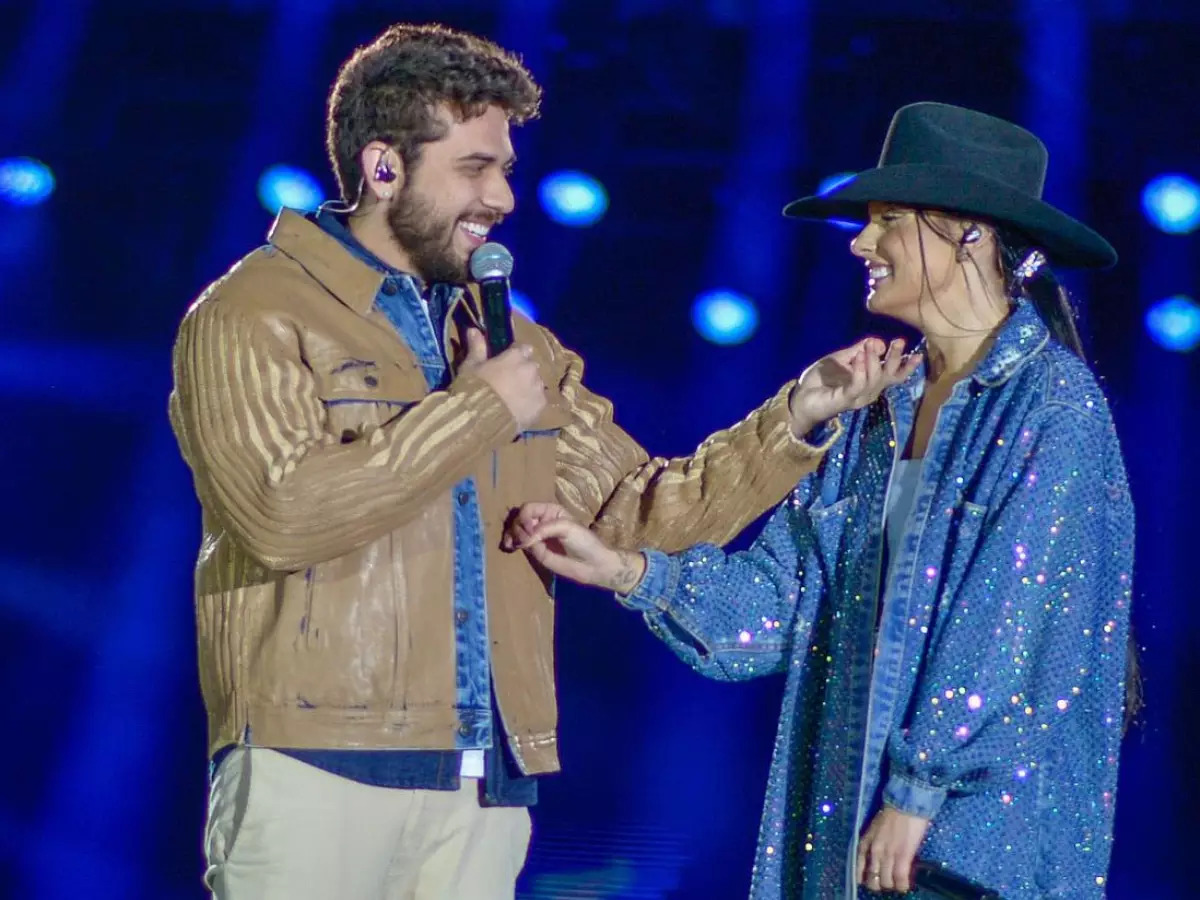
[622,302,1134,899]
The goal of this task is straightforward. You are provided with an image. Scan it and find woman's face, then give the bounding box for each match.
[849,203,968,328]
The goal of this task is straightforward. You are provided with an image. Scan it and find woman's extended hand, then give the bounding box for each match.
[504,502,646,593]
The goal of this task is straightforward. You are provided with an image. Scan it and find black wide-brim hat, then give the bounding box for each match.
[783,102,1117,269]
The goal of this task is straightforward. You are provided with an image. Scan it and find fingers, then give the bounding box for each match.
[504,502,570,551]
[498,342,535,363]
[518,517,580,549]
[525,541,598,584]
[857,809,928,894]
[857,829,883,893]
[463,328,488,366]
[847,348,867,398]
[829,335,881,366]
[516,502,565,529]
[503,520,535,551]
[892,851,915,894]
[863,340,883,386]
[881,338,905,379]
[859,843,893,892]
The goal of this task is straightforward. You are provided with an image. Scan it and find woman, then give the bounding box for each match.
[508,103,1135,899]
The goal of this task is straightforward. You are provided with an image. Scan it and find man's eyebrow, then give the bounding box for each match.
[456,152,517,168]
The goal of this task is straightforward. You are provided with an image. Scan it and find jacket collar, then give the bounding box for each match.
[970,299,1050,387]
[887,299,1051,405]
[267,208,385,317]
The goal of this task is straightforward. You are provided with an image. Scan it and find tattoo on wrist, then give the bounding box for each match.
[610,551,642,593]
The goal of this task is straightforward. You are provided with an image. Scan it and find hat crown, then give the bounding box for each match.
[879,102,1048,199]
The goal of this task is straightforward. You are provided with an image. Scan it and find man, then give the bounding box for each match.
[168,22,908,900]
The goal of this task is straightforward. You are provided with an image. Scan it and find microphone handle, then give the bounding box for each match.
[479,277,514,357]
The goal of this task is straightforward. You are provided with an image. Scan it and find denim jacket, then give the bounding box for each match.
[623,302,1134,899]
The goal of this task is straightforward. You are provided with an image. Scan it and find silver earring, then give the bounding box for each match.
[956,225,982,261]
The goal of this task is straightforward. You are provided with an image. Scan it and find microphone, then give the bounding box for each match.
[469,242,515,357]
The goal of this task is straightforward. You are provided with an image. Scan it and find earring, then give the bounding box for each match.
[956,225,982,261]
[1015,250,1047,281]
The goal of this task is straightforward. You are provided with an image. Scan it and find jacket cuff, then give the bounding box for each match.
[615,549,677,613]
[771,381,844,453]
[883,771,947,820]
[447,372,520,444]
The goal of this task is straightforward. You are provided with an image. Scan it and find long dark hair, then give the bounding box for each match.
[914,211,1144,730]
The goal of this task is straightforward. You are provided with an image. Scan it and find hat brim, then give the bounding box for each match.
[783,164,1117,269]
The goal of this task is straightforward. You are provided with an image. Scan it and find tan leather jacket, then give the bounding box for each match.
[168,210,835,775]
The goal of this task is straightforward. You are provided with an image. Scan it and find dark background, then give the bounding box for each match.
[1,1,1194,897]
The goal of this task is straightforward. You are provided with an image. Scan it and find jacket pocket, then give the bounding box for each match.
[807,494,859,579]
[312,358,426,443]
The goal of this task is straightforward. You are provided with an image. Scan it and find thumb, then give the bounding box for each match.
[463,328,488,368]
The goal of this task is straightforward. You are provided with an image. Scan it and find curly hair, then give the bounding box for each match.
[325,23,542,202]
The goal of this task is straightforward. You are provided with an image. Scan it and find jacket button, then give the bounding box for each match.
[456,609,469,625]
[457,491,471,506]
[458,722,471,737]
[381,280,398,295]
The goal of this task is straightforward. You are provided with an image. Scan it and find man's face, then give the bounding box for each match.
[387,104,516,284]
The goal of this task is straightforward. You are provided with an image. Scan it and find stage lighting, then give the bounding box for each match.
[817,172,856,195]
[538,170,608,227]
[511,288,537,322]
[816,171,860,231]
[257,164,324,215]
[1141,174,1200,235]
[691,289,759,346]
[1146,295,1200,352]
[0,157,55,206]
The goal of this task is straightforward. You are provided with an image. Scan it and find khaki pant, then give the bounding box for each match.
[204,748,532,900]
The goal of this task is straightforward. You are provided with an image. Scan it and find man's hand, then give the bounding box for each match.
[856,806,931,894]
[788,338,921,437]
[460,328,547,431]
[504,502,646,593]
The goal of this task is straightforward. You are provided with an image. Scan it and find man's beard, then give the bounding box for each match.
[386,184,468,285]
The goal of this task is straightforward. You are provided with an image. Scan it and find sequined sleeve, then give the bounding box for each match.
[615,484,825,682]
[883,406,1134,821]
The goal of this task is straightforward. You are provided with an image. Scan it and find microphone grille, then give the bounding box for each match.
[469,242,514,280]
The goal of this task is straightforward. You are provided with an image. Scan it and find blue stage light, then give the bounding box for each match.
[691,290,759,346]
[817,172,857,195]
[1146,295,1200,352]
[1141,174,1200,235]
[257,164,324,215]
[511,288,537,322]
[538,170,608,227]
[0,157,56,206]
[815,171,860,231]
